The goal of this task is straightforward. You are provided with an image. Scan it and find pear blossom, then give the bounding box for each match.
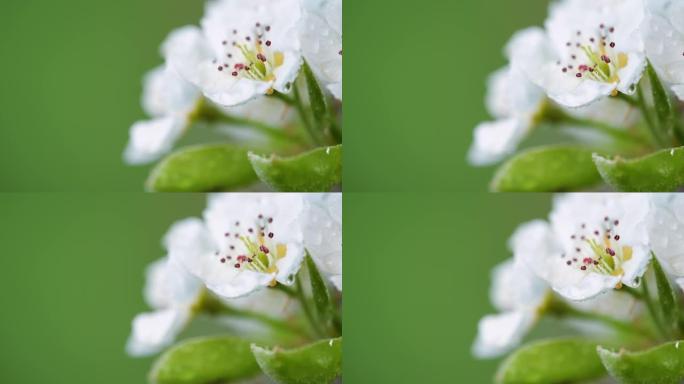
[517,194,652,301]
[467,65,545,165]
[166,194,306,299]
[646,194,684,276]
[126,257,202,356]
[163,0,303,107]
[473,223,548,358]
[123,66,200,165]
[303,193,342,290]
[300,0,342,100]
[508,0,646,108]
[642,0,684,100]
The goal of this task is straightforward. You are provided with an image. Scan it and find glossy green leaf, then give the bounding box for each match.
[252,337,342,384]
[491,146,601,192]
[646,62,679,143]
[496,338,605,384]
[652,256,680,335]
[150,336,260,384]
[598,341,684,384]
[147,144,257,192]
[305,252,333,332]
[593,146,684,191]
[248,145,341,192]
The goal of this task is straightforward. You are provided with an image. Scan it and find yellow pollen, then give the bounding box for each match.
[276,244,287,259]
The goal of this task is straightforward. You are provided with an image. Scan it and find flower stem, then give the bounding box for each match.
[271,90,296,106]
[560,114,647,147]
[294,275,325,338]
[292,80,323,146]
[641,277,669,339]
[636,83,668,148]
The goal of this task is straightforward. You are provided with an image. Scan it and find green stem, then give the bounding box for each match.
[616,92,639,107]
[641,277,669,339]
[271,90,296,106]
[295,275,325,338]
[293,81,322,146]
[621,285,643,300]
[636,83,668,148]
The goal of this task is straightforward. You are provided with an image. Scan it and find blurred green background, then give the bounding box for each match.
[0,0,202,191]
[345,193,551,382]
[0,194,205,382]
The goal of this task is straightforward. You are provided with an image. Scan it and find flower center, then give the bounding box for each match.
[556,24,629,89]
[213,22,284,86]
[214,214,287,282]
[560,215,632,283]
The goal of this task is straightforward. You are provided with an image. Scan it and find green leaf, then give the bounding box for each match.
[147,144,257,192]
[496,338,605,384]
[598,341,684,384]
[302,61,329,134]
[491,145,601,192]
[150,336,260,384]
[248,145,341,192]
[305,251,333,332]
[652,256,680,335]
[251,337,342,384]
[592,146,684,191]
[646,62,679,143]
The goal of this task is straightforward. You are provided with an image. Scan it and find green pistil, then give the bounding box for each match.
[239,236,275,273]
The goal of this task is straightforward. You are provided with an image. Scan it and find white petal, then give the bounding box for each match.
[303,193,342,287]
[329,275,342,291]
[300,0,342,93]
[616,52,647,94]
[472,310,535,358]
[275,241,305,285]
[223,286,296,318]
[647,194,684,276]
[673,85,684,101]
[490,258,547,312]
[327,82,342,100]
[142,65,199,117]
[467,117,530,166]
[621,245,651,287]
[642,1,684,88]
[144,257,202,309]
[485,66,544,119]
[123,117,185,165]
[272,50,303,93]
[126,308,190,357]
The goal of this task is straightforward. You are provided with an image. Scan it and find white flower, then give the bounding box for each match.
[163,0,303,107]
[473,224,548,358]
[467,65,545,166]
[642,0,684,100]
[517,194,652,301]
[123,66,200,164]
[300,0,342,100]
[166,193,306,299]
[646,194,684,276]
[126,257,202,356]
[303,193,342,290]
[508,0,646,108]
